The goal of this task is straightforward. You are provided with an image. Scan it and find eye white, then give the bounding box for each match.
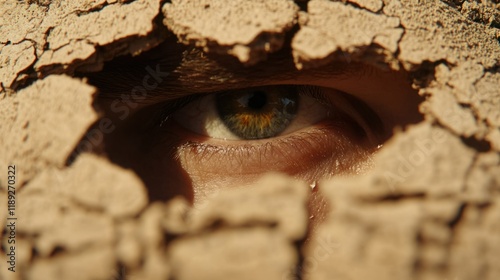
[174,94,240,140]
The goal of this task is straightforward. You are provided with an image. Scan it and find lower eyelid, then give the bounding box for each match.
[175,121,373,176]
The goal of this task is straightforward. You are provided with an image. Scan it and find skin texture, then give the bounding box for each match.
[1,1,500,280]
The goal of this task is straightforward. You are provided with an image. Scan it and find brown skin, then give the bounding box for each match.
[87,41,422,232]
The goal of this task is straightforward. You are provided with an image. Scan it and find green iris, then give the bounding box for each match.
[216,86,299,139]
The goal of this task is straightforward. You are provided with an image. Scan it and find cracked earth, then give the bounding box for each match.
[1,0,500,279]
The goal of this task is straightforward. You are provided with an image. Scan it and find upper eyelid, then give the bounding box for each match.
[158,84,314,117]
[156,82,342,109]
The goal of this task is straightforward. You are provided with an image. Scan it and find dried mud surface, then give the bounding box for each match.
[1,0,500,280]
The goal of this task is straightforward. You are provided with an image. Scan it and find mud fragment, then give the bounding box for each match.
[35,0,163,76]
[304,200,421,280]
[188,174,310,240]
[0,75,97,187]
[27,247,116,280]
[168,227,297,280]
[383,0,500,70]
[163,0,299,65]
[421,86,480,137]
[0,0,164,91]
[0,41,36,89]
[0,2,46,45]
[1,200,116,280]
[464,152,500,203]
[21,154,148,218]
[448,200,500,280]
[292,0,403,69]
[421,62,500,148]
[443,0,500,28]
[122,203,173,280]
[33,208,114,257]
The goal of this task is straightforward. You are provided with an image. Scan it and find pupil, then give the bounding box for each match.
[216,86,299,140]
[247,91,267,110]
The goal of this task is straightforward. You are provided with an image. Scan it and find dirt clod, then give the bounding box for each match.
[163,0,299,65]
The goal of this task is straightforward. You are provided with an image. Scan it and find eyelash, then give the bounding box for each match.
[154,85,362,134]
[174,122,369,174]
[178,124,333,157]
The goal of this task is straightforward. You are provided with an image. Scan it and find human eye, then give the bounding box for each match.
[170,85,378,142]
[142,83,387,203]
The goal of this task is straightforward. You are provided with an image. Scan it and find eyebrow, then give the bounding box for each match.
[85,39,366,104]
